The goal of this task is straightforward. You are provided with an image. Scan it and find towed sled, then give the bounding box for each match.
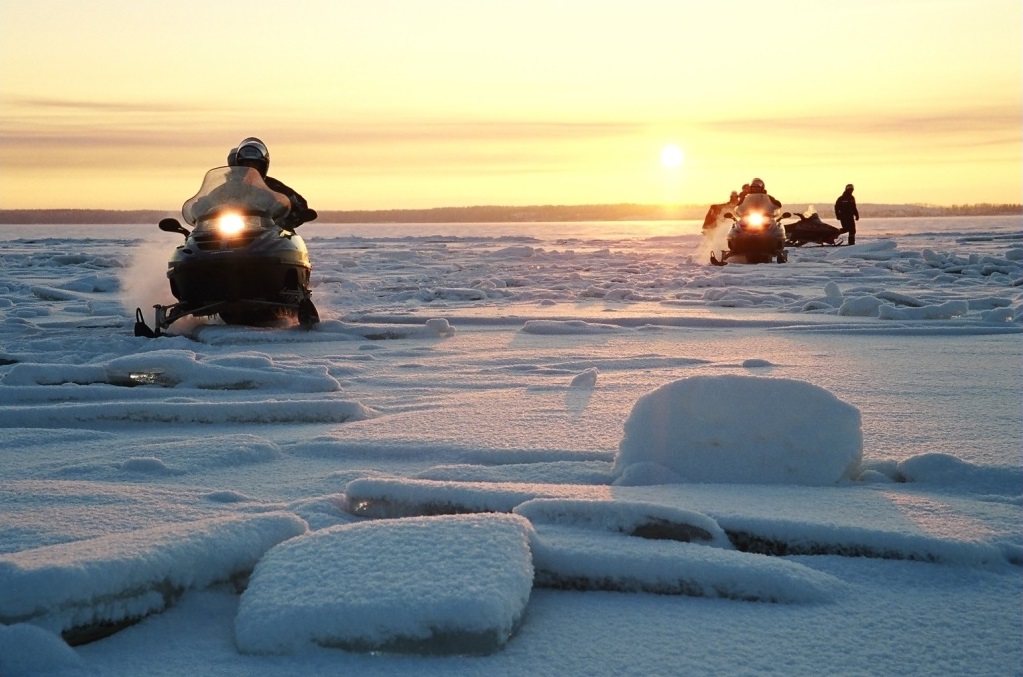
[135,166,320,337]
[784,207,845,247]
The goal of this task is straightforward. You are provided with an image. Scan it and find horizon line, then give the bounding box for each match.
[2,200,1021,214]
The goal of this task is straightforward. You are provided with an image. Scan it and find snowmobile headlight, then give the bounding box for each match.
[217,212,246,237]
[746,212,766,229]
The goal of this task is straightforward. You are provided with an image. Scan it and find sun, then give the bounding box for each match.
[660,144,685,169]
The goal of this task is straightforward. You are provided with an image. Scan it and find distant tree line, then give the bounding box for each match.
[319,204,694,223]
[0,209,173,225]
[1,203,1019,225]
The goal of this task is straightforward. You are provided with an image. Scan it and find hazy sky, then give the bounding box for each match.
[1,0,1020,210]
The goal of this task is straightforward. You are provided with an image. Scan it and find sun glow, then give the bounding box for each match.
[660,144,685,170]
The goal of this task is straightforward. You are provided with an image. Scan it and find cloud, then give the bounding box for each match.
[5,97,199,114]
[1,92,642,150]
[701,106,1022,146]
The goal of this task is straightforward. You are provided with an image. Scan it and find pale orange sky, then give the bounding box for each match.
[1,0,1020,211]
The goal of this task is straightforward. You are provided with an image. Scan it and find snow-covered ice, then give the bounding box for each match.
[235,513,533,655]
[0,513,307,638]
[0,216,1020,675]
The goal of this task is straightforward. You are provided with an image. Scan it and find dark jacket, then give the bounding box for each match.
[835,191,859,224]
[265,176,317,229]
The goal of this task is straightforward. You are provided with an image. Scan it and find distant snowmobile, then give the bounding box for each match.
[784,207,845,247]
[710,195,791,266]
[134,166,319,337]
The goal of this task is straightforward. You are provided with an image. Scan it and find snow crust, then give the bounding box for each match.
[0,217,1020,675]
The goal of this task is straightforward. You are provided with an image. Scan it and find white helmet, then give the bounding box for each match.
[233,137,270,176]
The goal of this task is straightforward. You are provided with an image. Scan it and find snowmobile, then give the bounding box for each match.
[709,195,791,266]
[784,206,845,247]
[134,165,320,337]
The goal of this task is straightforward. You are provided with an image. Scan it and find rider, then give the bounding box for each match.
[735,178,782,216]
[228,137,317,229]
[737,183,751,204]
[702,190,741,230]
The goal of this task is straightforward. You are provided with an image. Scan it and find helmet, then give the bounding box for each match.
[750,178,765,192]
[234,137,270,176]
[846,183,854,191]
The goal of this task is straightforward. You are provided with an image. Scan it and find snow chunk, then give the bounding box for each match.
[235,514,534,655]
[826,240,899,259]
[521,319,623,335]
[0,624,83,676]
[527,525,839,603]
[514,498,732,548]
[896,452,1023,496]
[613,376,862,485]
[838,296,885,317]
[878,300,969,320]
[425,317,456,337]
[119,456,178,474]
[741,358,774,369]
[1,349,340,391]
[570,367,598,388]
[0,512,307,639]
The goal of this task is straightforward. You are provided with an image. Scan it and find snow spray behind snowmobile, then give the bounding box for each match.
[134,166,319,337]
[709,194,791,266]
[784,206,845,247]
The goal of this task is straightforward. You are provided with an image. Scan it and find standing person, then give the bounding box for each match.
[834,183,859,244]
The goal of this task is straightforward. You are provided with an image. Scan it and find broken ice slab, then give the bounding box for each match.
[513,497,732,548]
[342,476,612,518]
[235,513,534,655]
[529,524,841,603]
[0,512,307,644]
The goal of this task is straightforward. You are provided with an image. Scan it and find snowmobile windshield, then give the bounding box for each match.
[181,166,291,227]
[735,193,781,218]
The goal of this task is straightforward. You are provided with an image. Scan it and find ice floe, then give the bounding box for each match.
[235,513,533,655]
[0,512,307,641]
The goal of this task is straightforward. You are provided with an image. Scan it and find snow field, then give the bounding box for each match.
[0,217,1019,674]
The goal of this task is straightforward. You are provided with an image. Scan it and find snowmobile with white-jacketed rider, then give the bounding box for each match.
[710,193,791,266]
